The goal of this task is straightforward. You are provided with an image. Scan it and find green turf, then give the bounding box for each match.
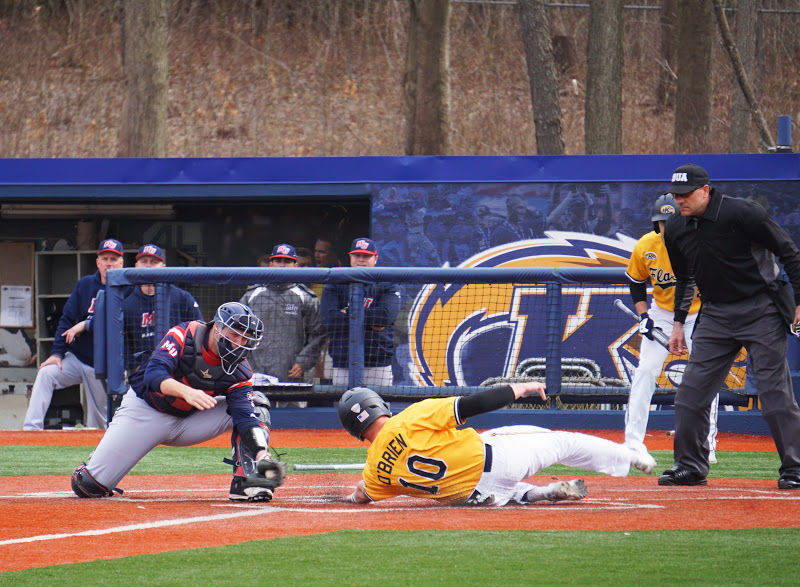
[0,446,368,476]
[0,446,782,479]
[1,529,798,585]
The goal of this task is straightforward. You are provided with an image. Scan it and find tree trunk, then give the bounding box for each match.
[674,0,714,153]
[404,0,451,156]
[518,0,564,155]
[118,0,169,157]
[584,0,623,154]
[728,0,757,152]
[656,0,678,109]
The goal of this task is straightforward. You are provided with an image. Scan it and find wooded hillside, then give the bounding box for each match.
[1,0,798,157]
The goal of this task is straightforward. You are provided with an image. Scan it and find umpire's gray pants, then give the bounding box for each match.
[674,291,800,477]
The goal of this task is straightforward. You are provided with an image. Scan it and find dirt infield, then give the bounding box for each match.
[0,430,791,573]
[0,428,778,451]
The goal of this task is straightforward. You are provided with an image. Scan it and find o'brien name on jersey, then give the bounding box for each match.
[375,433,408,485]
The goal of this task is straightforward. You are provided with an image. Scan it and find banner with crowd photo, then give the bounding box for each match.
[372,180,800,389]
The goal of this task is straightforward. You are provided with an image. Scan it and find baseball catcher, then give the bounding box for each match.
[71,301,286,502]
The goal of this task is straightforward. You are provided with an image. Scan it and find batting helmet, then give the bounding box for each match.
[337,387,392,440]
[651,193,677,233]
[213,302,263,374]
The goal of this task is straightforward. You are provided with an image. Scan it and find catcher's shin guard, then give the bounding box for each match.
[71,464,122,498]
[228,428,287,502]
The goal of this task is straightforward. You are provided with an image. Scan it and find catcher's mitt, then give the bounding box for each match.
[256,455,287,489]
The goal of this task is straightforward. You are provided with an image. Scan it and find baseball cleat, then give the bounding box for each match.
[630,449,657,474]
[708,450,717,464]
[229,477,274,502]
[547,479,588,502]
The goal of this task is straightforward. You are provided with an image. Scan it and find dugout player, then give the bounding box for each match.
[338,383,656,506]
[240,243,326,383]
[321,237,401,387]
[70,301,287,501]
[122,244,202,375]
[624,194,719,462]
[23,239,125,430]
[659,164,800,489]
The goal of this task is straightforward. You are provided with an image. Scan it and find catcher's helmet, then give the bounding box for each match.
[338,387,392,440]
[651,193,677,233]
[213,302,263,374]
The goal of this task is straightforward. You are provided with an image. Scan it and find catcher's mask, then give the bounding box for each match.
[338,387,391,440]
[213,301,263,374]
[651,193,677,233]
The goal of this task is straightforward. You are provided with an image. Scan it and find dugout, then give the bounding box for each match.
[1,153,800,434]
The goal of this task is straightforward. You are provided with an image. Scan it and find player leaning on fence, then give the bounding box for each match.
[659,163,800,489]
[321,238,401,387]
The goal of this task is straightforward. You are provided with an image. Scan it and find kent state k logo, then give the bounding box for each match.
[408,232,748,388]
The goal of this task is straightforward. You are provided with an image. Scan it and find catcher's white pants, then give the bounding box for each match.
[332,365,392,387]
[624,304,718,452]
[23,352,108,430]
[84,388,232,489]
[473,425,634,507]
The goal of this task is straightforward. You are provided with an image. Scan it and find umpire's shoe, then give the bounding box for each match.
[229,476,273,502]
[778,472,800,490]
[658,466,707,486]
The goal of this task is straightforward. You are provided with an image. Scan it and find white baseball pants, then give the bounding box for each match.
[332,365,393,387]
[624,304,719,452]
[473,425,635,506]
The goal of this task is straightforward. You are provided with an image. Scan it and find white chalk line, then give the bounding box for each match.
[2,484,797,547]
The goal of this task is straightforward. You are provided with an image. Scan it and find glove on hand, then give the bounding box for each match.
[638,312,656,340]
[256,455,287,489]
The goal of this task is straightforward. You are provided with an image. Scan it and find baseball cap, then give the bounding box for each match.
[349,237,377,255]
[269,243,297,261]
[136,243,166,262]
[97,238,124,256]
[669,164,710,195]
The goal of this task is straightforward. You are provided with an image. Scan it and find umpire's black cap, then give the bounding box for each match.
[670,164,709,195]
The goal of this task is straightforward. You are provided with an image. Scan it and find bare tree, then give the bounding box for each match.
[404,0,451,155]
[517,0,564,155]
[674,0,714,153]
[118,0,169,157]
[728,0,757,152]
[712,0,774,151]
[584,0,623,154]
[656,0,678,110]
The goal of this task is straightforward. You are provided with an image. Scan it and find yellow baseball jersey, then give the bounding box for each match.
[362,397,485,503]
[626,231,701,314]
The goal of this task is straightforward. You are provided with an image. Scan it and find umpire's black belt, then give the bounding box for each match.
[483,443,493,472]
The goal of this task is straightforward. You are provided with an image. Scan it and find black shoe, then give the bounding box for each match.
[778,473,800,490]
[229,476,273,502]
[657,467,708,486]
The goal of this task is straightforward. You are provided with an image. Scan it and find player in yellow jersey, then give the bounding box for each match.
[337,382,656,506]
[625,194,719,462]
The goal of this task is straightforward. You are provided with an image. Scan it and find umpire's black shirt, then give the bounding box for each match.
[664,187,800,324]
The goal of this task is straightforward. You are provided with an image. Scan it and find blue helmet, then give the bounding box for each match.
[337,387,391,440]
[213,302,263,374]
[651,193,677,233]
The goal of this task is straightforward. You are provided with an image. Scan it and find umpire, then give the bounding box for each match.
[659,163,800,489]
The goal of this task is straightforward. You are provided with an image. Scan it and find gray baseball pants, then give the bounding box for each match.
[673,290,800,477]
[84,388,232,490]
